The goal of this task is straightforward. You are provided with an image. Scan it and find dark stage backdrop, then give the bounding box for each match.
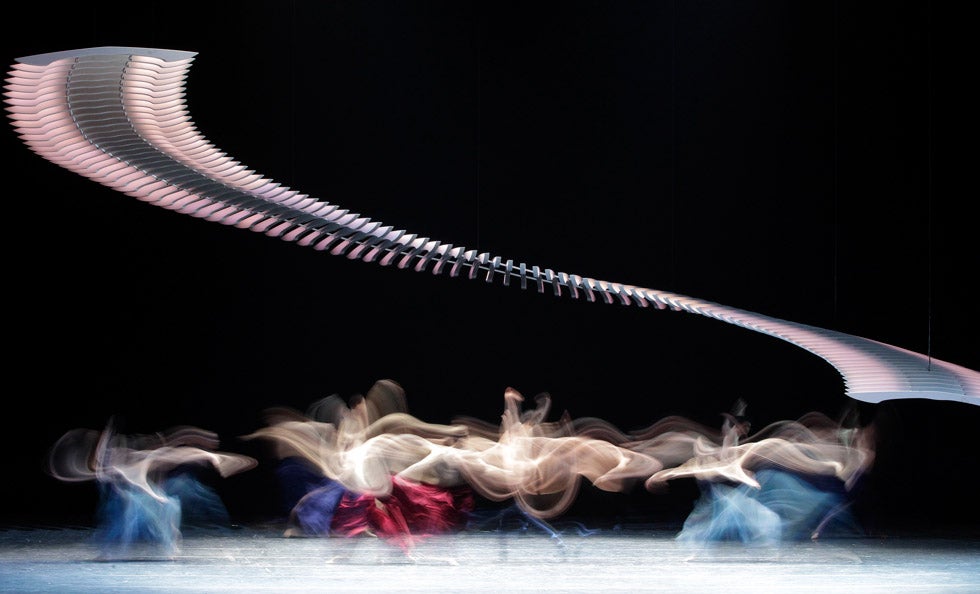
[3,2,977,534]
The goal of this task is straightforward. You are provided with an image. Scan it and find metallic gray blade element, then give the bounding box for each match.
[6,47,978,406]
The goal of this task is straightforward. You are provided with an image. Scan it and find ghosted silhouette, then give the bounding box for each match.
[48,421,256,558]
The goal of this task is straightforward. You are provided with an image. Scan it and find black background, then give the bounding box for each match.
[2,1,977,534]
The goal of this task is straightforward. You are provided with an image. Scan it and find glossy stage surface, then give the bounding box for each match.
[2,524,979,593]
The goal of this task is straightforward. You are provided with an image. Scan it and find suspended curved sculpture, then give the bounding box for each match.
[6,47,978,406]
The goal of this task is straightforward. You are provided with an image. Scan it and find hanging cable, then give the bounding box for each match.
[926,1,934,370]
[832,0,840,327]
[670,0,677,291]
[474,7,482,254]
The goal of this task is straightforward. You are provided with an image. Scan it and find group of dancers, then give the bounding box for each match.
[47,380,875,556]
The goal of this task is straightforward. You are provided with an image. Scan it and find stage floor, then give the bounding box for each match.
[2,524,979,592]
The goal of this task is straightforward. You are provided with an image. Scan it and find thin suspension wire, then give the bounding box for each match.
[832,0,840,326]
[670,0,677,291]
[474,9,482,253]
[926,1,934,369]
[290,0,297,189]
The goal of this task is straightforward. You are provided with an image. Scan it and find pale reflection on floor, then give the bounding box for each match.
[2,524,979,593]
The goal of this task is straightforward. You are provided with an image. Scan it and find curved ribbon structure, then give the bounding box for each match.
[6,47,978,406]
